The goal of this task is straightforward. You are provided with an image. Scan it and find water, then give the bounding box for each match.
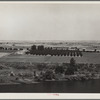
[0,80,100,93]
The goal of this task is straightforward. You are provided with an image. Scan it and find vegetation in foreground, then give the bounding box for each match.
[0,58,100,84]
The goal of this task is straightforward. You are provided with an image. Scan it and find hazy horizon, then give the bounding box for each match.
[0,2,100,41]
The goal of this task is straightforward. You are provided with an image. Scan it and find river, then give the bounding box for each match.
[0,79,100,93]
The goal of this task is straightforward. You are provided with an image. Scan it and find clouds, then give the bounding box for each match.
[0,3,100,41]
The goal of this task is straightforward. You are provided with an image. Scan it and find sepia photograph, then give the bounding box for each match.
[0,1,100,98]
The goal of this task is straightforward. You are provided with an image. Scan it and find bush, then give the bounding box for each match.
[65,67,75,75]
[44,70,55,80]
[55,66,65,74]
[37,64,46,71]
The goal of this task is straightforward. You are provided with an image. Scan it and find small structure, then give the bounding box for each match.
[15,49,27,55]
[9,71,15,77]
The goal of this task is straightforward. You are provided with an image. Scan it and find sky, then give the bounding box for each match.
[0,2,100,41]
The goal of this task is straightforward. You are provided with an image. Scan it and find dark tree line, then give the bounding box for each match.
[0,47,24,51]
[28,45,83,57]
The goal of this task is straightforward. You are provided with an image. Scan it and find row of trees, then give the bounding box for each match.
[28,45,83,57]
[29,50,82,56]
[0,47,25,51]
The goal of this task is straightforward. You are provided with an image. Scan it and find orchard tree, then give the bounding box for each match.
[31,45,36,50]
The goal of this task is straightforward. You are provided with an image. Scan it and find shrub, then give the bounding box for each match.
[44,70,55,80]
[37,64,46,71]
[55,66,65,74]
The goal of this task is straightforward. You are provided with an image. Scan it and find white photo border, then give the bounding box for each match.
[0,1,100,99]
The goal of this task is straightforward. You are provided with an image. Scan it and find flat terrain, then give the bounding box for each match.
[0,41,100,64]
[0,41,100,87]
[0,53,10,58]
[0,52,100,64]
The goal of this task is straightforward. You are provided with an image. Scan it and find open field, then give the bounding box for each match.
[0,53,11,58]
[1,40,100,51]
[0,40,100,64]
[0,52,100,64]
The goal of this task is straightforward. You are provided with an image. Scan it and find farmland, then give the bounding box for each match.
[0,52,100,64]
[0,41,100,84]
